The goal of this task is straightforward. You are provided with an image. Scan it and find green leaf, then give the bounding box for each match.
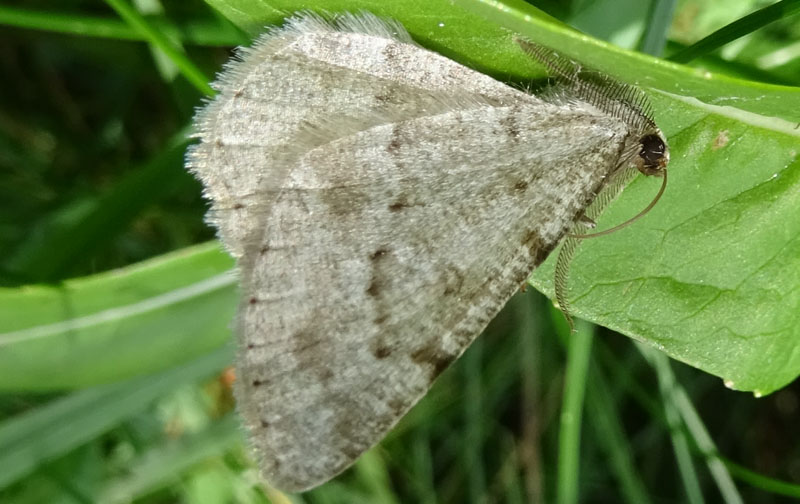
[669,0,800,63]
[0,242,235,390]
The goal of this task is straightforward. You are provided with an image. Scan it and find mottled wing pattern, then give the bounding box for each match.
[187,13,526,261]
[237,103,628,490]
[189,12,635,493]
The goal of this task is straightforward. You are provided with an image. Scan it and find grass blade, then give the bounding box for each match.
[669,0,800,63]
[557,319,593,504]
[103,0,214,95]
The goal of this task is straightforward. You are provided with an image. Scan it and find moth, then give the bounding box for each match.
[186,12,669,492]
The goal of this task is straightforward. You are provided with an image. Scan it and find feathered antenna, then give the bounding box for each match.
[515,38,657,135]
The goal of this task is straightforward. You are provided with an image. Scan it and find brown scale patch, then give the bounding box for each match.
[339,440,364,461]
[372,344,393,359]
[389,200,411,212]
[387,397,406,416]
[366,278,382,297]
[320,186,368,216]
[522,228,552,265]
[381,42,399,62]
[500,112,521,141]
[442,266,465,296]
[249,296,258,305]
[410,341,455,382]
[387,136,402,153]
[513,179,529,192]
[387,124,404,154]
[388,195,424,212]
[367,248,390,297]
[252,379,263,387]
[259,420,270,428]
[332,399,370,459]
[451,324,475,344]
[291,329,321,355]
[318,367,334,382]
[370,248,389,260]
[233,202,244,209]
[374,314,389,325]
[259,245,270,255]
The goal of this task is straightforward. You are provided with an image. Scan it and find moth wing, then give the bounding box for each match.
[236,103,629,491]
[187,13,524,259]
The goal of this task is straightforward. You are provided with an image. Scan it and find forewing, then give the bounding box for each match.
[187,13,527,260]
[236,103,629,491]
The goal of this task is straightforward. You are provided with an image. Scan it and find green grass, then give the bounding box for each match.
[1,0,800,502]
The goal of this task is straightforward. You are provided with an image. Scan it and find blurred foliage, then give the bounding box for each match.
[1,0,799,503]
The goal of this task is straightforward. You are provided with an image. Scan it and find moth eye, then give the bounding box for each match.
[639,133,666,169]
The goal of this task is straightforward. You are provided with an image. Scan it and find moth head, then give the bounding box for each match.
[636,130,669,177]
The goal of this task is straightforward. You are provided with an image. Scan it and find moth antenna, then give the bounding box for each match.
[570,169,667,239]
[515,38,657,135]
[514,37,581,81]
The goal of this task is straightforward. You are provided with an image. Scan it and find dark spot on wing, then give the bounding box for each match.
[452,324,475,342]
[388,397,406,416]
[328,397,371,458]
[410,341,455,382]
[373,344,393,359]
[252,379,263,387]
[388,137,402,153]
[367,249,390,297]
[389,200,411,212]
[259,245,270,255]
[513,179,529,192]
[370,248,389,261]
[367,278,382,297]
[442,266,465,296]
[233,89,243,98]
[318,367,334,382]
[249,296,258,305]
[292,329,320,355]
[500,111,521,141]
[387,124,403,154]
[338,438,364,461]
[320,185,368,216]
[388,195,424,212]
[233,203,244,209]
[260,420,270,428]
[522,229,551,265]
[215,139,224,148]
[381,41,399,63]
